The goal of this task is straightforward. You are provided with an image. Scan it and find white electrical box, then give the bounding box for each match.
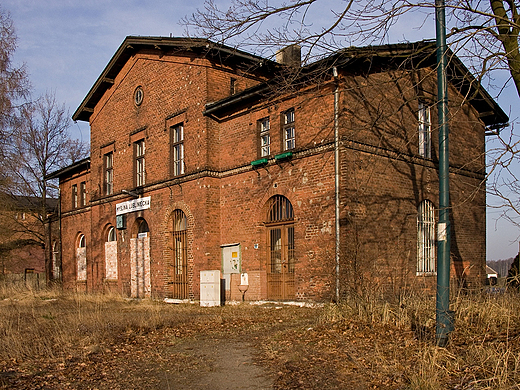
[240,273,249,286]
[200,270,221,307]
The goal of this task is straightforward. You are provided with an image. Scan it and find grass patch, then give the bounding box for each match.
[0,285,519,389]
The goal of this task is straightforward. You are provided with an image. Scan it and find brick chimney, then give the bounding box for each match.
[275,44,301,67]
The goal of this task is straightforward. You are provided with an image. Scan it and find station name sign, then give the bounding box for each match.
[116,196,151,215]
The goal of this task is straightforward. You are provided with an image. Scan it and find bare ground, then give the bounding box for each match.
[0,300,378,389]
[2,294,519,389]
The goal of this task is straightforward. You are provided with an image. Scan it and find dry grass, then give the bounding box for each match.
[0,285,519,389]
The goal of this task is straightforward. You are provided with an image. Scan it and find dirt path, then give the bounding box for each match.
[159,337,274,389]
[1,335,275,390]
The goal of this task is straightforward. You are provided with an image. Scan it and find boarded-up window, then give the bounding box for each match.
[76,234,86,281]
[105,227,118,280]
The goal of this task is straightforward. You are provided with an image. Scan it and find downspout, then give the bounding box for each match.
[58,187,63,283]
[333,66,340,303]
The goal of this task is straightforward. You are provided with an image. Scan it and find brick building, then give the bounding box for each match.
[0,193,57,287]
[47,36,507,301]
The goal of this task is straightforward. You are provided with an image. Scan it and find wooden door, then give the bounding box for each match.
[267,225,295,300]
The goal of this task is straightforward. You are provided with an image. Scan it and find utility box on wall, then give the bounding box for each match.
[116,214,126,230]
[221,243,241,298]
[200,270,221,307]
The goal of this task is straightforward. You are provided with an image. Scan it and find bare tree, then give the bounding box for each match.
[184,0,520,98]
[185,1,520,257]
[0,6,30,184]
[1,92,88,278]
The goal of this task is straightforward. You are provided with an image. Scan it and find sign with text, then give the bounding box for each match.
[116,196,151,215]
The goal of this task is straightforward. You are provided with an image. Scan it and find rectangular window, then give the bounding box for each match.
[104,152,113,195]
[230,77,237,95]
[283,109,295,151]
[259,117,270,157]
[135,139,145,187]
[72,184,78,209]
[418,101,431,158]
[417,200,436,275]
[80,181,87,207]
[171,124,184,176]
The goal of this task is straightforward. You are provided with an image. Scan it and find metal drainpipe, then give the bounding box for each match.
[58,187,62,283]
[333,67,340,303]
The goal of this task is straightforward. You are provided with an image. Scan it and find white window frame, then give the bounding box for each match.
[283,109,295,151]
[259,117,270,157]
[135,139,145,187]
[72,184,78,209]
[418,101,431,158]
[172,124,184,176]
[107,226,116,242]
[105,152,114,195]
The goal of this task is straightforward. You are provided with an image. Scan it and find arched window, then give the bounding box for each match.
[138,219,149,234]
[105,226,118,280]
[266,195,294,223]
[417,200,436,274]
[265,195,295,300]
[172,209,188,299]
[76,234,87,281]
[78,234,86,248]
[107,226,116,242]
[131,218,150,298]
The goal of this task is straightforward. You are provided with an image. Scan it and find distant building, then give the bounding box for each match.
[47,37,507,301]
[0,193,57,277]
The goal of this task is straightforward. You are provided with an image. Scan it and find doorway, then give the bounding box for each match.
[171,210,189,299]
[265,195,295,300]
[130,218,150,298]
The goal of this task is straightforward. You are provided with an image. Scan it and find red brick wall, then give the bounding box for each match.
[56,46,488,301]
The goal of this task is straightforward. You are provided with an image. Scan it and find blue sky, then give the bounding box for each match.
[3,0,520,261]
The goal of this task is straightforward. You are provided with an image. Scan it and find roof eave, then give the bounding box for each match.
[45,157,91,181]
[72,36,273,122]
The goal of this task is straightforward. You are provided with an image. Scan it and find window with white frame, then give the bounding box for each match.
[418,101,431,158]
[417,200,436,275]
[283,109,295,150]
[259,117,270,157]
[72,184,78,209]
[105,152,114,195]
[135,139,145,187]
[171,124,184,176]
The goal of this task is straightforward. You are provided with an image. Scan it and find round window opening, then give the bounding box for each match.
[134,87,144,106]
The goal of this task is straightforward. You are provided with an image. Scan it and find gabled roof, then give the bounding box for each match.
[72,36,277,122]
[486,265,498,276]
[0,192,58,212]
[205,40,508,129]
[45,157,90,181]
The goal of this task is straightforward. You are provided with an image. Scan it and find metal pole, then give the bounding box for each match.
[435,0,453,347]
